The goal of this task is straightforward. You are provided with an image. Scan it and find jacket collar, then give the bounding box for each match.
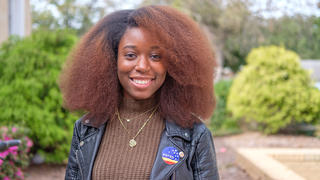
[165,118,192,142]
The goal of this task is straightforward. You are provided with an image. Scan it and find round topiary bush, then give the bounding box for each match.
[0,30,78,163]
[227,46,320,134]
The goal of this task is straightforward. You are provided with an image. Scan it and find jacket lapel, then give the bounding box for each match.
[77,120,107,180]
[86,124,106,180]
[150,120,192,180]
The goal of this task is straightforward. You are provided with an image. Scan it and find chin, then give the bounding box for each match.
[129,92,154,100]
[133,95,153,100]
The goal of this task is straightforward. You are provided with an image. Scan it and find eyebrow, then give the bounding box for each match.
[123,45,136,50]
[122,45,161,50]
[150,46,160,50]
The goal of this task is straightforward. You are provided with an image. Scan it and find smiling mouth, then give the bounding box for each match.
[133,79,151,85]
[130,78,154,88]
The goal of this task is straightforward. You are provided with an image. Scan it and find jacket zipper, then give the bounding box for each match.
[171,172,176,180]
[75,149,84,180]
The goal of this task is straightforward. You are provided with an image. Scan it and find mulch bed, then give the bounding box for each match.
[24,164,66,180]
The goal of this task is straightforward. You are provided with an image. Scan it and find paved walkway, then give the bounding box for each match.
[214,136,252,180]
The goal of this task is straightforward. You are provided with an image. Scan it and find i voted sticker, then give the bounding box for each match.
[162,147,180,165]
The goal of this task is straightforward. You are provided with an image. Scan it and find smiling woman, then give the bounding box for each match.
[60,5,219,180]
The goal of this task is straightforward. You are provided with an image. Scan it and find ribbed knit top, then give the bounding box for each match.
[92,97,165,180]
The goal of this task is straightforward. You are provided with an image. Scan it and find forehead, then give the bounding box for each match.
[119,27,162,48]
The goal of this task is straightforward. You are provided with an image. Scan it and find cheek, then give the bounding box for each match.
[157,67,167,85]
[117,59,133,77]
[158,63,167,77]
[117,59,127,72]
[117,60,129,87]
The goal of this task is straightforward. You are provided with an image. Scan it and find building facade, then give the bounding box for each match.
[301,60,320,82]
[0,0,31,44]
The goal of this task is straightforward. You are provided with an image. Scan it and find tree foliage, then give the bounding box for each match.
[32,0,108,35]
[262,15,320,60]
[0,30,78,163]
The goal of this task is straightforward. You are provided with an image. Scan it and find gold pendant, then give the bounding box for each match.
[129,139,137,147]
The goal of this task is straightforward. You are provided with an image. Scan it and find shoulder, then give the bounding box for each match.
[192,122,212,143]
[72,115,105,138]
[74,117,84,127]
[165,116,212,142]
[191,113,212,139]
[73,115,87,132]
[191,123,219,179]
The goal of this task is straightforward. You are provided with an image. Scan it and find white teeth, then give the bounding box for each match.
[133,79,150,85]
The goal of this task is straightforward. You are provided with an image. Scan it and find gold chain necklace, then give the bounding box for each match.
[118,105,156,122]
[116,105,159,148]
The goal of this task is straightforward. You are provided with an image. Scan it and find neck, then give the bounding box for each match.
[119,96,158,113]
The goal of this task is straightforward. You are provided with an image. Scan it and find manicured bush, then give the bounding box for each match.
[0,30,78,163]
[227,46,320,134]
[210,80,240,136]
[0,126,33,179]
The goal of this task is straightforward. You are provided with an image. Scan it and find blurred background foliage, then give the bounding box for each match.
[32,0,108,35]
[0,30,78,163]
[30,0,320,71]
[210,80,241,136]
[0,0,319,164]
[227,46,320,134]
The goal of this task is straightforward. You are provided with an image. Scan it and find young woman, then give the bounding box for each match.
[60,5,219,180]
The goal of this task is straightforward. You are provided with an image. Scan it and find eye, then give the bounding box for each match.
[150,54,161,61]
[124,52,136,60]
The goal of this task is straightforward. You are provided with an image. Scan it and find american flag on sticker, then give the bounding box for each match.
[162,147,180,165]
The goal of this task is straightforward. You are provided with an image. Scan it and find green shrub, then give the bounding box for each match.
[0,30,78,163]
[227,46,320,134]
[210,80,241,136]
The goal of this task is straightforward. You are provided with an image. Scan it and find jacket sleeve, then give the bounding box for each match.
[65,120,81,180]
[192,128,219,180]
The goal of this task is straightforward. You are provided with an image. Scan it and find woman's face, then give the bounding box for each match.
[117,27,167,100]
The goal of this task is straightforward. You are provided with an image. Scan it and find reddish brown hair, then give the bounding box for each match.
[59,6,216,128]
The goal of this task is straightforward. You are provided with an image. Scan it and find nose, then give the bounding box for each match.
[135,55,150,73]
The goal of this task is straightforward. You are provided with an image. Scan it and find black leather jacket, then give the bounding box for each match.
[65,116,219,180]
